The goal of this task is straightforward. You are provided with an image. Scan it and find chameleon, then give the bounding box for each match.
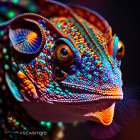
[0,0,138,140]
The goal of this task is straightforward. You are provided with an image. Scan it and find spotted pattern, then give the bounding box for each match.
[0,0,124,140]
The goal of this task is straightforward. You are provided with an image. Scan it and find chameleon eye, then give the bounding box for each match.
[9,17,45,54]
[54,67,68,81]
[54,39,75,68]
[60,48,68,56]
[116,41,125,61]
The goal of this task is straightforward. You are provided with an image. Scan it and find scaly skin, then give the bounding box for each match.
[0,0,125,139]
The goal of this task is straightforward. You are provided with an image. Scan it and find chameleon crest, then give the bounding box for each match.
[0,0,125,127]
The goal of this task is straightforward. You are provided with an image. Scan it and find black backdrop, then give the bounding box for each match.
[59,0,140,140]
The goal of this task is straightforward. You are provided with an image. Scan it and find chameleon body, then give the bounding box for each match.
[0,0,131,139]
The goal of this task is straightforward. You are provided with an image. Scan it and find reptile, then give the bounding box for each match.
[0,0,138,140]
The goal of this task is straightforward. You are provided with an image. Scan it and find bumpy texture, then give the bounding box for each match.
[0,0,133,140]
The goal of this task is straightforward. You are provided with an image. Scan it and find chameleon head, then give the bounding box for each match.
[6,2,125,126]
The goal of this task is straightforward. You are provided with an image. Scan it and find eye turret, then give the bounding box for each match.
[108,35,125,61]
[116,40,125,61]
[54,43,75,68]
[54,38,75,81]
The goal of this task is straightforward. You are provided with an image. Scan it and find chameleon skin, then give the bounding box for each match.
[7,1,123,125]
[0,0,126,139]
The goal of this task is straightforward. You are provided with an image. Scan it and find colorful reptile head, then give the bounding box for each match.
[1,1,125,126]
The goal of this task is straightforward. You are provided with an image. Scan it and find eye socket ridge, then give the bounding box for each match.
[54,38,76,53]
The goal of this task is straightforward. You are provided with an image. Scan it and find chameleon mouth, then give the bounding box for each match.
[59,81,123,103]
[84,103,115,125]
[17,73,119,125]
[59,81,122,125]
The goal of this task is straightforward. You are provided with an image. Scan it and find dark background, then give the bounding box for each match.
[59,0,140,140]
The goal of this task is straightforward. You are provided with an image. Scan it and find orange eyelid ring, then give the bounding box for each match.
[107,35,116,56]
[54,43,75,68]
[116,40,125,61]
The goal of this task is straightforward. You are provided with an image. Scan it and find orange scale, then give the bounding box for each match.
[36,62,39,65]
[46,80,50,83]
[24,82,31,86]
[24,87,28,91]
[41,84,45,88]
[21,89,25,93]
[43,50,46,53]
[31,89,35,93]
[19,84,24,88]
[28,84,33,89]
[41,64,44,67]
[56,95,61,99]
[44,77,48,81]
[28,73,33,77]
[79,77,83,79]
[27,91,31,94]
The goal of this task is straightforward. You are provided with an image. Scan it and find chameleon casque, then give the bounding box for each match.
[0,0,138,140]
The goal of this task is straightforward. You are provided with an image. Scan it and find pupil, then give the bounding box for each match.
[60,48,68,56]
[118,46,123,53]
[55,69,64,78]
